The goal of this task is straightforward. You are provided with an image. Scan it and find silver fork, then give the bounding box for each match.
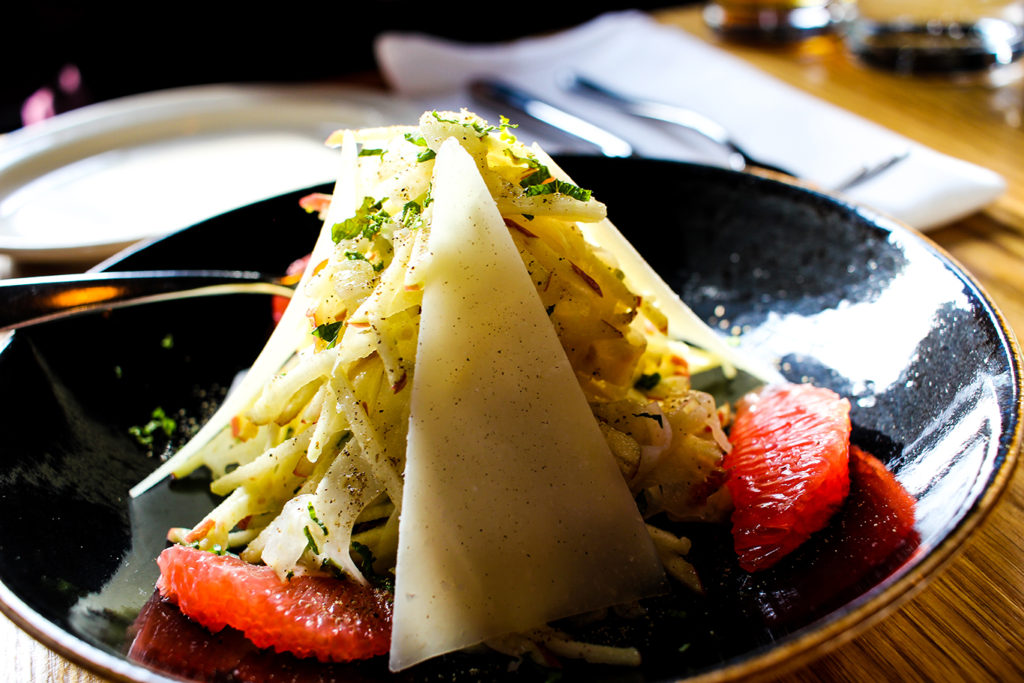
[563,73,909,192]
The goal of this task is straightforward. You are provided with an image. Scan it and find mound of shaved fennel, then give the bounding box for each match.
[136,110,772,671]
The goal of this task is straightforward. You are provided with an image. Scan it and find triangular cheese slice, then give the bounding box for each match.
[390,139,666,671]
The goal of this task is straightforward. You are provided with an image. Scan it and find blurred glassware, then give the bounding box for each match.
[844,0,1024,78]
[703,0,853,43]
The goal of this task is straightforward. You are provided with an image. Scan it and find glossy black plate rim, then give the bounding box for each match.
[0,157,1020,683]
[671,179,1022,682]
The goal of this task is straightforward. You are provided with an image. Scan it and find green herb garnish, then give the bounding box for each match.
[129,406,176,446]
[332,196,389,243]
[403,133,437,162]
[345,251,385,272]
[307,502,329,536]
[429,111,460,125]
[524,178,592,202]
[399,200,424,230]
[311,321,343,349]
[428,110,515,139]
[303,526,320,555]
[351,541,394,591]
[517,158,593,201]
[519,165,552,189]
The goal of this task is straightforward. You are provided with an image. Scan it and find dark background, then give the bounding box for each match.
[2,2,691,134]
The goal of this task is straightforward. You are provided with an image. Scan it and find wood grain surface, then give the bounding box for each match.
[2,4,1022,681]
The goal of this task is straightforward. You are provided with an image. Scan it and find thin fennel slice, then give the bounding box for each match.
[538,148,782,385]
[129,133,361,498]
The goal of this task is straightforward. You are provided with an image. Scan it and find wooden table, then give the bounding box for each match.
[2,4,1022,681]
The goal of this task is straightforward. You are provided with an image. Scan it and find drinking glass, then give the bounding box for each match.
[844,0,1024,76]
[703,0,853,43]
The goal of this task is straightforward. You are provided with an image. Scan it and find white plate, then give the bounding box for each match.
[0,84,421,263]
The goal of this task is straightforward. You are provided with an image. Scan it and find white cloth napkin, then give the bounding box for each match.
[375,11,1005,231]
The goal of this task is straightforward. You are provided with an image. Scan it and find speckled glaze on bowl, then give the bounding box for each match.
[0,156,1018,683]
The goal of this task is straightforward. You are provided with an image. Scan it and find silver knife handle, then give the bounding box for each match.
[0,270,292,332]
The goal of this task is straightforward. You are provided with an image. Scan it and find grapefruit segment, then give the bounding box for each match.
[844,444,917,566]
[724,383,852,572]
[156,544,392,662]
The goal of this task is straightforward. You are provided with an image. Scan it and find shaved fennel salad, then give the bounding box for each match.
[136,109,769,672]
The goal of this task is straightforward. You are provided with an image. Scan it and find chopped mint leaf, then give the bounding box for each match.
[429,110,506,138]
[519,166,552,189]
[345,251,385,272]
[331,196,389,243]
[524,178,592,202]
[303,526,320,555]
[403,133,437,162]
[351,541,394,591]
[129,406,176,447]
[429,111,460,125]
[307,502,329,536]
[399,200,423,229]
[311,321,343,349]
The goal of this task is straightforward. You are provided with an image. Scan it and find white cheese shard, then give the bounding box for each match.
[390,139,667,672]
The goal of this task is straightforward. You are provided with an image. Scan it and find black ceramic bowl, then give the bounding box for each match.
[0,157,1019,683]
